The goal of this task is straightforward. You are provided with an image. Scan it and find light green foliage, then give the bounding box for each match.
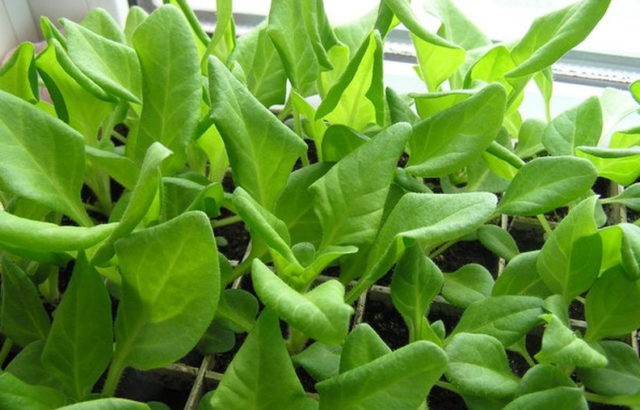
[339,324,391,372]
[542,96,602,155]
[293,342,342,381]
[442,264,494,308]
[0,373,67,410]
[477,225,519,261]
[577,341,640,396]
[493,251,552,298]
[0,42,38,102]
[536,196,602,302]
[42,254,113,400]
[112,211,220,370]
[80,8,126,43]
[58,399,151,410]
[577,146,640,186]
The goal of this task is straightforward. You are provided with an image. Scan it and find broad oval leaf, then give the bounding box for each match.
[0,372,67,410]
[504,365,587,410]
[292,342,342,382]
[310,122,411,248]
[445,333,520,399]
[406,83,507,177]
[251,259,353,345]
[317,340,447,410]
[41,253,113,400]
[201,310,316,410]
[492,251,552,298]
[57,398,150,410]
[450,295,544,347]
[585,266,640,342]
[339,324,391,373]
[496,156,598,216]
[577,340,640,396]
[442,264,494,308]
[477,224,519,261]
[0,262,51,347]
[209,55,306,210]
[0,90,91,225]
[577,146,640,186]
[130,5,202,170]
[541,96,602,156]
[113,211,220,370]
[536,196,602,302]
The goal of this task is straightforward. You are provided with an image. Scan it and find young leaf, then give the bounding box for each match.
[201,310,316,410]
[339,324,392,373]
[92,143,172,264]
[208,56,306,210]
[229,23,287,107]
[129,5,202,169]
[445,333,520,399]
[41,253,113,400]
[316,31,384,130]
[508,0,611,78]
[251,259,353,345]
[5,341,63,391]
[386,87,420,125]
[86,146,139,190]
[442,264,494,308]
[504,365,588,410]
[0,90,91,226]
[515,118,546,158]
[536,196,602,302]
[496,156,598,216]
[80,8,126,43]
[412,33,465,92]
[0,262,51,347]
[63,19,142,103]
[321,125,369,162]
[391,245,444,342]
[310,122,410,248]
[449,295,543,347]
[477,224,519,261]
[535,314,607,368]
[621,223,640,280]
[577,340,640,396]
[350,191,496,301]
[0,372,67,410]
[112,211,220,370]
[605,183,640,211]
[406,83,507,177]
[317,340,447,410]
[424,0,491,50]
[542,96,602,155]
[124,7,149,44]
[576,146,640,186]
[57,399,150,410]
[292,342,342,381]
[0,42,38,102]
[585,266,640,342]
[0,211,115,253]
[383,0,459,49]
[412,89,473,119]
[493,251,552,298]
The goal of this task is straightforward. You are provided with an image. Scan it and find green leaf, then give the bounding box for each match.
[201,310,316,410]
[41,253,112,400]
[86,146,139,190]
[93,143,172,264]
[515,119,546,158]
[5,341,63,391]
[536,196,602,302]
[310,123,410,248]
[632,80,640,104]
[321,125,369,162]
[0,42,38,102]
[229,23,287,107]
[80,8,126,43]
[508,0,611,77]
[391,245,444,342]
[449,296,543,347]
[349,191,496,301]
[58,398,150,410]
[0,372,67,410]
[0,90,91,226]
[0,262,51,347]
[442,264,494,308]
[316,340,447,410]
[585,265,640,342]
[129,5,201,169]
[124,7,149,44]
[577,146,640,186]
[477,225,519,261]
[621,223,640,280]
[466,45,516,91]
[113,211,220,370]
[504,364,588,410]
[406,83,507,177]
[386,87,420,125]
[412,89,473,119]
[542,96,602,155]
[339,324,391,373]
[577,340,640,396]
[605,183,640,211]
[496,156,598,216]
[267,0,321,96]
[292,342,342,381]
[316,31,384,130]
[251,259,353,345]
[63,19,141,103]
[493,251,552,298]
[208,56,306,210]
[535,314,607,367]
[412,33,466,92]
[215,289,259,333]
[424,0,491,50]
[0,211,115,254]
[383,0,459,49]
[445,333,519,399]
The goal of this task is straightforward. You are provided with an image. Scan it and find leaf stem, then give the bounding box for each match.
[429,240,456,259]
[212,214,242,228]
[102,354,126,397]
[0,339,13,369]
[584,392,640,406]
[536,214,553,236]
[435,380,460,394]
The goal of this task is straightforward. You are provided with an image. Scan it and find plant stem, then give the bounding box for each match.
[102,356,126,397]
[520,349,536,367]
[429,240,456,259]
[435,380,459,394]
[584,392,640,406]
[211,214,242,228]
[0,339,13,369]
[536,214,553,236]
